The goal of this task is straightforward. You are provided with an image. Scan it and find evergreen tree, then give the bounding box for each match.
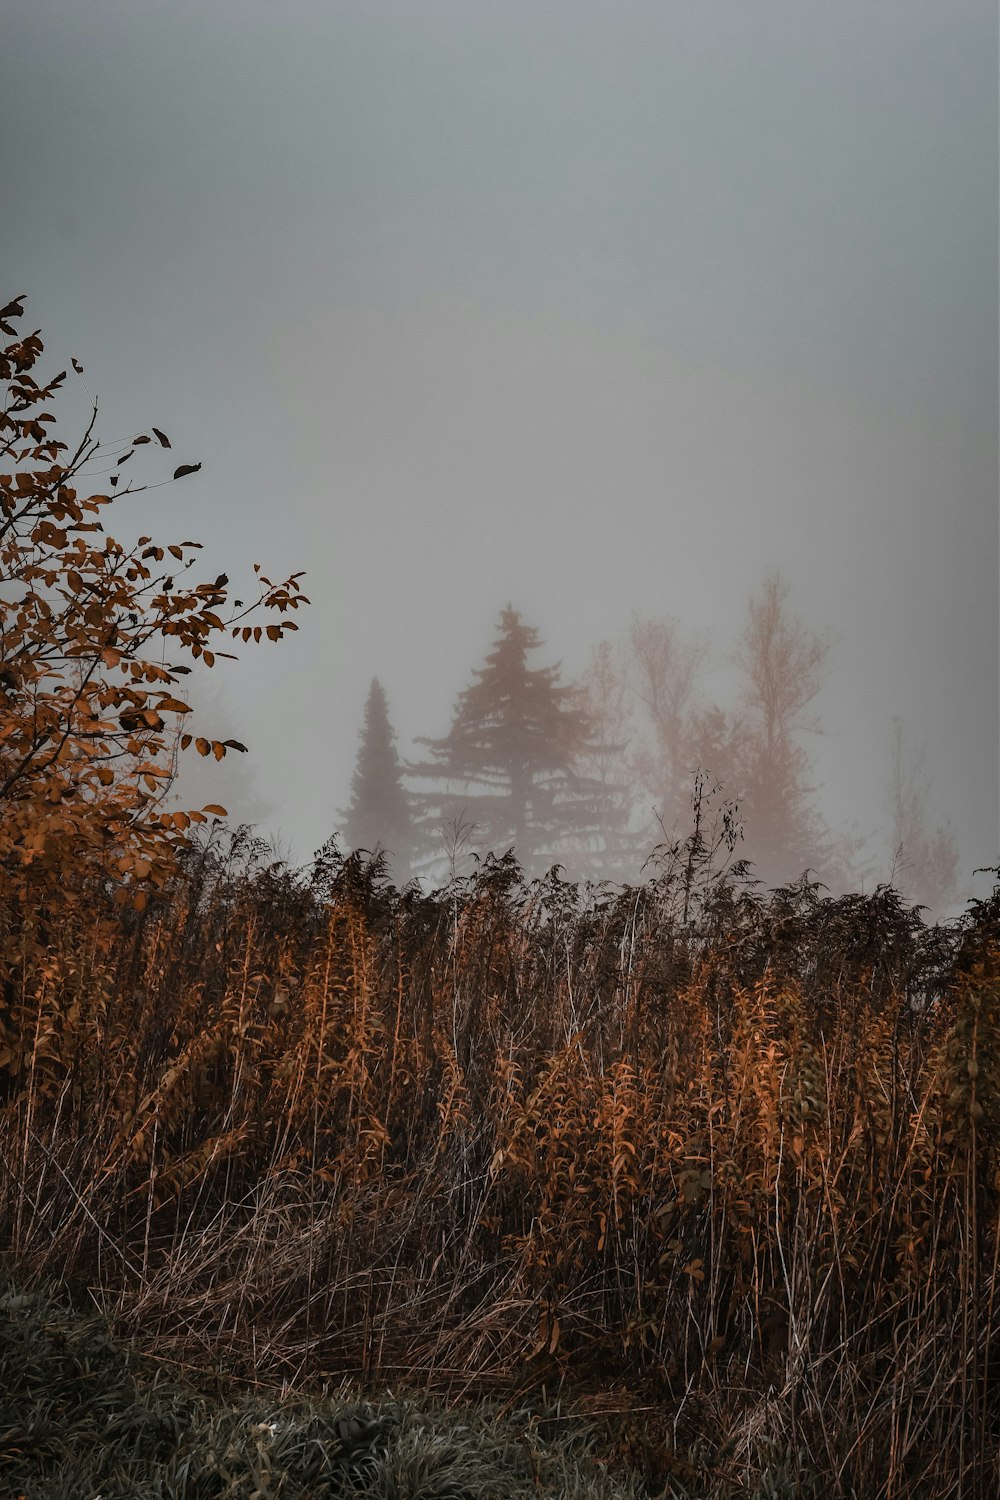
[409,608,602,880]
[339,678,414,879]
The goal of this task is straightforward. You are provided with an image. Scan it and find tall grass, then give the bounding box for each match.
[1,832,997,1497]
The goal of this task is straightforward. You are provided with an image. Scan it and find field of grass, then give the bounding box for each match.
[1,834,998,1497]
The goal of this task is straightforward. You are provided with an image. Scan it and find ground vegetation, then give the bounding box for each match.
[2,827,997,1498]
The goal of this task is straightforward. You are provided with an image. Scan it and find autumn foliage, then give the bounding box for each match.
[0,294,306,903]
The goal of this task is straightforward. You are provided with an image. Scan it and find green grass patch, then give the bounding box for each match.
[0,1276,651,1499]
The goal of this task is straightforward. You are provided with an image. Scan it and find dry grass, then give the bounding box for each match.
[1,832,998,1497]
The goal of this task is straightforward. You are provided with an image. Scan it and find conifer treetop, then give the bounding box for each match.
[339,676,414,878]
[417,607,588,784]
[409,607,605,879]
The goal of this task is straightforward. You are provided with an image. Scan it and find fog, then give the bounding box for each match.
[4,1,997,907]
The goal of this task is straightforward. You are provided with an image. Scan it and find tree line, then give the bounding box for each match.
[0,291,965,925]
[338,584,959,909]
[5,290,952,920]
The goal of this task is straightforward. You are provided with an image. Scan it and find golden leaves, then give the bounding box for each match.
[0,295,310,989]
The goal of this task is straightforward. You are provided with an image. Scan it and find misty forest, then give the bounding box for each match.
[1,293,998,1500]
[339,596,960,912]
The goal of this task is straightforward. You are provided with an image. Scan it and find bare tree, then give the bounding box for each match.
[629,614,710,833]
[735,571,830,758]
[575,639,639,878]
[734,571,851,888]
[884,717,959,913]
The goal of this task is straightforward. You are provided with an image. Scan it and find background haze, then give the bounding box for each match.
[3,0,996,898]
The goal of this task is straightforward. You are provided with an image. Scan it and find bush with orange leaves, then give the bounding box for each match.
[0,295,307,1070]
[0,296,307,893]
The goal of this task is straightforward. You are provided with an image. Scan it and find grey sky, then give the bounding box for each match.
[3,0,997,891]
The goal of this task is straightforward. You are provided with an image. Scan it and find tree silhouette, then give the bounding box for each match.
[586,619,747,869]
[734,571,852,887]
[339,677,414,880]
[409,607,601,879]
[884,717,959,913]
[575,639,642,879]
[628,614,709,836]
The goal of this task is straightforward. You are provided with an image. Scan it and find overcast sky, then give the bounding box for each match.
[3,0,997,895]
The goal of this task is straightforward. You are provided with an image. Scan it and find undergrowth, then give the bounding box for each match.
[1,1275,647,1499]
[1,832,998,1498]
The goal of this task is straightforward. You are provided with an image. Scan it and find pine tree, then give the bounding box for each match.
[339,678,414,879]
[409,608,602,880]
